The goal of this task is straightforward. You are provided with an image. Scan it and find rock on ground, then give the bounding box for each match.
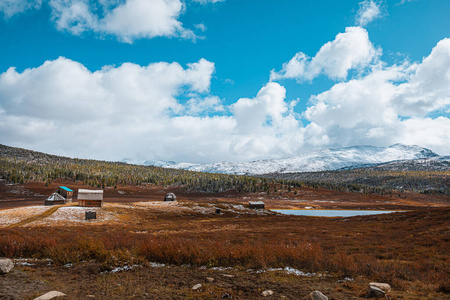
[192,283,202,290]
[33,291,67,300]
[368,286,386,298]
[262,290,274,296]
[369,282,391,293]
[0,258,14,274]
[308,290,328,300]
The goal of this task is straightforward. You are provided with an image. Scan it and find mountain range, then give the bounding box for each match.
[124,144,446,175]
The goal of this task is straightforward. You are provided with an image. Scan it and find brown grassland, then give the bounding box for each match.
[0,179,449,299]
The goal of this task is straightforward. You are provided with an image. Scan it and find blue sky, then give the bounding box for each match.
[0,0,449,163]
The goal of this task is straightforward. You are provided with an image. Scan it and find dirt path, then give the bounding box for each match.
[7,205,64,228]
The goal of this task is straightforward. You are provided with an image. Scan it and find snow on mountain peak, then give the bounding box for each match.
[127,144,439,175]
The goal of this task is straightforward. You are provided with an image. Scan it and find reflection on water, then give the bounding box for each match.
[272,209,401,217]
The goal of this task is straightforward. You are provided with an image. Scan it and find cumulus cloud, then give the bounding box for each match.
[393,38,450,116]
[186,96,224,115]
[0,0,197,42]
[270,27,380,82]
[229,82,306,158]
[0,58,307,162]
[191,0,224,3]
[303,38,450,155]
[49,0,194,42]
[0,0,42,18]
[355,0,382,27]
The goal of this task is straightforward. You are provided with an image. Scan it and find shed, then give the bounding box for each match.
[78,189,103,207]
[45,192,66,206]
[58,186,73,202]
[164,193,177,202]
[249,201,265,209]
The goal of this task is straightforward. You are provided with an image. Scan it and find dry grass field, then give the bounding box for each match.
[1,179,449,299]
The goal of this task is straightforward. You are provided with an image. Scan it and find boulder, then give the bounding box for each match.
[308,291,328,300]
[192,284,202,291]
[368,286,385,298]
[33,291,67,300]
[369,282,391,293]
[0,258,14,274]
[206,277,214,282]
[261,290,274,297]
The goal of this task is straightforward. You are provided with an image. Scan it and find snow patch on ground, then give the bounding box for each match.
[31,206,115,226]
[0,206,49,226]
[248,266,325,277]
[149,262,166,268]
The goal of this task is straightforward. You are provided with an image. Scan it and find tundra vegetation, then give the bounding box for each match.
[0,144,449,298]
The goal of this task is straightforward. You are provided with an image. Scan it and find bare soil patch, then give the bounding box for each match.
[0,180,449,299]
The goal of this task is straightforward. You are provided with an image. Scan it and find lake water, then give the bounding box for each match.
[272,209,401,217]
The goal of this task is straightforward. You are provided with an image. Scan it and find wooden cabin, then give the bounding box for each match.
[78,189,103,207]
[249,201,265,209]
[58,186,73,202]
[164,193,177,201]
[45,192,66,206]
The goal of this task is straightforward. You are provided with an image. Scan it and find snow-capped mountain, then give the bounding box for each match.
[121,158,176,167]
[365,155,450,172]
[133,144,440,175]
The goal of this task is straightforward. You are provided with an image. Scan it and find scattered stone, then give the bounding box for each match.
[206,277,215,282]
[369,282,391,293]
[0,258,14,274]
[33,291,67,300]
[221,293,232,298]
[192,284,202,291]
[368,286,385,298]
[222,274,234,278]
[308,290,328,300]
[86,296,95,298]
[261,290,274,297]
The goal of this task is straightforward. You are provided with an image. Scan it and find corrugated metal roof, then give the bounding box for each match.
[249,201,265,205]
[59,186,73,192]
[78,189,103,194]
[46,192,66,201]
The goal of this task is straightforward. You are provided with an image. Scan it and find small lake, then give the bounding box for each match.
[272,209,401,217]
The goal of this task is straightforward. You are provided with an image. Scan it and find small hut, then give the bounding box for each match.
[58,186,73,202]
[164,193,177,202]
[249,201,265,209]
[78,189,103,207]
[45,192,66,206]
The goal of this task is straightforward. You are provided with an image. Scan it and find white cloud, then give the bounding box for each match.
[0,0,42,18]
[270,27,380,82]
[1,0,196,42]
[49,0,98,35]
[355,0,382,27]
[191,0,224,4]
[303,38,450,155]
[229,82,306,158]
[48,0,194,42]
[0,58,307,162]
[194,23,207,32]
[393,38,450,117]
[186,96,224,115]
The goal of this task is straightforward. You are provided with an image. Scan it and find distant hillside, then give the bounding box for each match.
[146,144,440,175]
[264,159,450,196]
[364,156,450,172]
[0,144,260,193]
[1,144,449,196]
